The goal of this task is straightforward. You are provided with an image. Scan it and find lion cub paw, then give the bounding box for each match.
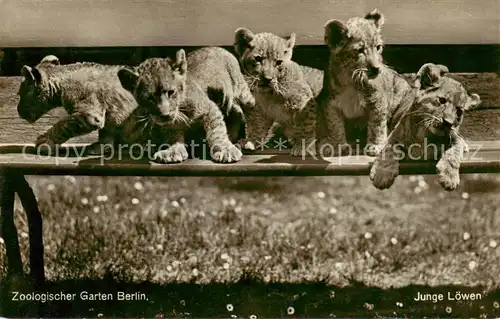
[35,134,57,151]
[154,143,189,163]
[369,158,399,190]
[290,139,316,157]
[212,144,242,163]
[436,159,460,191]
[237,139,256,151]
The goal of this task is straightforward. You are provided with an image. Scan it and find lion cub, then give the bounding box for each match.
[317,9,412,157]
[234,28,323,156]
[17,55,137,153]
[369,63,481,191]
[118,47,254,163]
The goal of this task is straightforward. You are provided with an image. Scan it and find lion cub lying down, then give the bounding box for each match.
[370,63,481,191]
[118,47,254,163]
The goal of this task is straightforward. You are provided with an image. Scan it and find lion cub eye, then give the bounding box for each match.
[276,60,283,66]
[357,47,365,54]
[254,56,263,63]
[161,89,176,98]
[376,45,383,52]
[438,97,447,104]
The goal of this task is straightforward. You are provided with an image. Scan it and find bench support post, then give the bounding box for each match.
[0,169,45,287]
[16,175,45,287]
[0,169,23,276]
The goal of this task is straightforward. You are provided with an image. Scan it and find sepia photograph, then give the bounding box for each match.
[0,0,499,317]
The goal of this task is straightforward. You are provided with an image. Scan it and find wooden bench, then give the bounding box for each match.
[0,0,499,289]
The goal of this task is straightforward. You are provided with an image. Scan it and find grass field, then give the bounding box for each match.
[1,173,500,317]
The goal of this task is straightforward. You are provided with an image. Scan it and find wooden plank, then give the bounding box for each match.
[0,0,498,47]
[0,141,498,176]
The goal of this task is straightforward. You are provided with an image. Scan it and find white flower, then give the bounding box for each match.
[264,255,272,260]
[221,253,230,260]
[329,207,337,214]
[461,192,470,199]
[93,206,100,214]
[156,244,163,251]
[390,237,398,245]
[96,195,108,202]
[364,232,373,239]
[133,181,143,190]
[229,198,237,206]
[65,176,76,184]
[81,198,89,205]
[223,263,230,270]
[226,304,234,312]
[0,237,4,245]
[192,268,199,277]
[171,200,179,208]
[131,198,139,205]
[418,180,428,188]
[463,232,471,241]
[47,184,55,191]
[317,191,326,199]
[468,260,477,271]
[446,306,452,313]
[250,315,257,319]
[180,197,187,204]
[287,306,295,315]
[489,239,498,248]
[493,301,499,309]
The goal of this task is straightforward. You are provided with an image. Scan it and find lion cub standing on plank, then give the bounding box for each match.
[370,63,481,191]
[317,9,412,156]
[118,47,254,163]
[17,55,138,154]
[234,28,323,156]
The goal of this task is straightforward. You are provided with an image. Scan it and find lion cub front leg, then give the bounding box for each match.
[436,135,467,191]
[36,108,106,150]
[238,106,274,152]
[369,123,404,189]
[203,100,242,163]
[365,101,388,156]
[85,127,116,155]
[153,131,189,164]
[288,101,317,157]
[317,100,349,157]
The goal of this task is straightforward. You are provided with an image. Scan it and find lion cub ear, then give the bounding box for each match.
[40,55,60,66]
[21,65,42,83]
[415,63,449,89]
[365,9,385,29]
[324,20,349,49]
[117,68,139,92]
[234,28,255,57]
[174,49,187,76]
[465,93,481,110]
